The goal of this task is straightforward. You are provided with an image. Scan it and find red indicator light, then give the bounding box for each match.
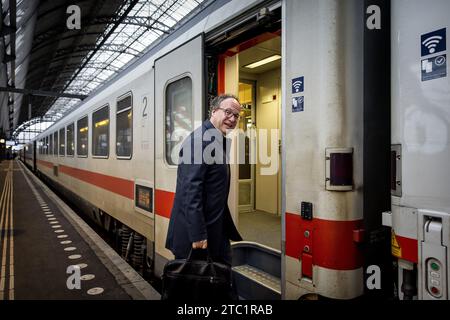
[431,287,440,295]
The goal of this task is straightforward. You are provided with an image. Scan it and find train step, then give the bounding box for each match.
[231,241,281,300]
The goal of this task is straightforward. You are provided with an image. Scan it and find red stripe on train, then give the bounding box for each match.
[394,234,418,263]
[37,160,134,200]
[286,212,364,270]
[34,162,365,271]
[152,194,364,270]
[155,189,175,219]
[38,159,53,169]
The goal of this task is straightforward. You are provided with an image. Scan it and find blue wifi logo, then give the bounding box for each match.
[421,28,446,56]
[292,76,304,93]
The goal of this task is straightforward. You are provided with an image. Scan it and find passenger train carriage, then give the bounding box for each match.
[19,0,450,300]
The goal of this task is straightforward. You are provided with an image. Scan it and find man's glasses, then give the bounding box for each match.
[217,107,240,120]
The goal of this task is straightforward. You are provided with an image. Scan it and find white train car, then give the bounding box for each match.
[28,0,450,300]
[384,0,450,300]
[21,141,35,169]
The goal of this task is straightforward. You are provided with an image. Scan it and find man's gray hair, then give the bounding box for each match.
[209,94,240,112]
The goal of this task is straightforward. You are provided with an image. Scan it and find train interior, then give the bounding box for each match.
[216,33,283,300]
[204,6,283,299]
[216,34,282,251]
[236,36,281,251]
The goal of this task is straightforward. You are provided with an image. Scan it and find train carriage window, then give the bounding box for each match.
[165,76,193,165]
[53,132,58,156]
[77,116,88,157]
[59,128,65,156]
[45,136,49,155]
[66,123,75,156]
[49,134,53,156]
[116,94,132,158]
[92,105,109,157]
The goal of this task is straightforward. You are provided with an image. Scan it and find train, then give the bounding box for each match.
[19,0,450,300]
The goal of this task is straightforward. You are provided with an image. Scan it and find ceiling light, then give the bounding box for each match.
[244,55,281,69]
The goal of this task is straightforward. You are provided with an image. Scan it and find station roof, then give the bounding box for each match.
[1,0,207,143]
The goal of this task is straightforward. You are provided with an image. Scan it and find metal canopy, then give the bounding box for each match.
[0,0,207,143]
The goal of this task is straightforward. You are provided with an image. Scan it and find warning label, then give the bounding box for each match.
[391,230,402,258]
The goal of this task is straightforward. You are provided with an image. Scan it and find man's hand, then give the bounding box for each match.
[192,239,207,249]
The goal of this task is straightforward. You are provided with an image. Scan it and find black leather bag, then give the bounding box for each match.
[161,249,234,301]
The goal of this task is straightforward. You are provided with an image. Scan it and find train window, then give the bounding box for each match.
[53,132,58,156]
[45,136,49,155]
[165,76,193,165]
[116,94,132,158]
[66,123,75,156]
[92,105,109,157]
[77,116,88,157]
[59,127,65,156]
[49,134,53,155]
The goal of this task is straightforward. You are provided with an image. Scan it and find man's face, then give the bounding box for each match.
[211,98,241,135]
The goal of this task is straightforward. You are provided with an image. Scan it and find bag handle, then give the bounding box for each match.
[185,248,218,277]
[187,247,213,263]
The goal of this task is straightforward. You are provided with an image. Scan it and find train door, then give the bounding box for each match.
[201,3,283,299]
[237,80,255,213]
[153,35,204,277]
[219,34,282,251]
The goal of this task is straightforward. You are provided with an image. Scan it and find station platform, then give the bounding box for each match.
[0,160,160,300]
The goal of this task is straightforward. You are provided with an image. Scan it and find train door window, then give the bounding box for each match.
[49,133,53,155]
[45,136,49,155]
[59,127,65,156]
[116,93,132,158]
[53,132,58,156]
[165,76,193,165]
[77,116,88,157]
[92,105,109,158]
[66,123,75,156]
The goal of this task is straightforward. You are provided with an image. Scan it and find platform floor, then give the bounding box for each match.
[0,160,159,300]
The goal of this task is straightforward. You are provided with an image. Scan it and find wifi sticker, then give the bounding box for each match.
[292,76,304,94]
[421,28,446,56]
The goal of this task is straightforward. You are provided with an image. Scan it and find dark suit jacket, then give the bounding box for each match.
[165,119,242,264]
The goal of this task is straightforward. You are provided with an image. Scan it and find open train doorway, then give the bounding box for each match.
[236,36,281,250]
[207,27,282,250]
[204,3,282,299]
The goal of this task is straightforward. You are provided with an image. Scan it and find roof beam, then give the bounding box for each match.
[0,87,87,99]
[63,0,141,92]
[31,15,171,56]
[54,43,141,58]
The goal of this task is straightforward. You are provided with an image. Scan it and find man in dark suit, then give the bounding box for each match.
[165,94,243,265]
